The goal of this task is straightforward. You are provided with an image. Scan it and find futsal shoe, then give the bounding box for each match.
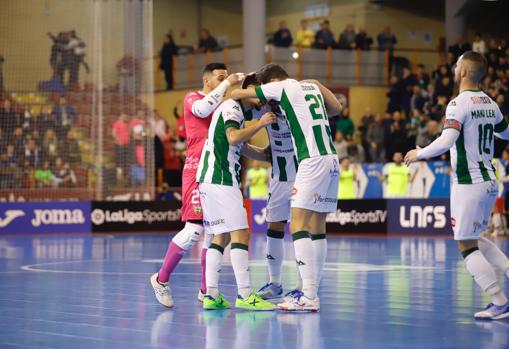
[197,289,206,302]
[150,273,174,308]
[236,293,277,311]
[277,293,320,312]
[474,301,509,320]
[203,293,231,310]
[257,283,283,300]
[282,289,303,303]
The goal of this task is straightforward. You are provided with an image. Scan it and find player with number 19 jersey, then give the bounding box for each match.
[181,91,213,221]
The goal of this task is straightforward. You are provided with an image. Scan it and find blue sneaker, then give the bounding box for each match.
[256,283,283,300]
[474,302,509,320]
[282,289,303,303]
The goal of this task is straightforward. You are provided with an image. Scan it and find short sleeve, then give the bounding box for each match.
[255,81,286,103]
[223,103,244,130]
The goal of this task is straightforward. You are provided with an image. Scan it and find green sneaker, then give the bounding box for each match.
[235,293,276,311]
[203,293,231,310]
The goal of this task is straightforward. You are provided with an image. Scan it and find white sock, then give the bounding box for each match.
[312,234,327,288]
[464,249,508,306]
[292,231,316,299]
[231,243,251,299]
[206,244,224,298]
[266,229,284,285]
[478,237,509,278]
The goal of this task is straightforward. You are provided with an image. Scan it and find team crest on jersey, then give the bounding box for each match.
[193,206,202,215]
[451,217,456,228]
[291,188,298,196]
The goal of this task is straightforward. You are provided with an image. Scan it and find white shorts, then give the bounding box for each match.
[451,180,498,241]
[291,155,339,213]
[199,182,249,235]
[266,180,294,223]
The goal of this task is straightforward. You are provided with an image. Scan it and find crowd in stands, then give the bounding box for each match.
[329,35,509,164]
[271,19,396,52]
[0,97,81,189]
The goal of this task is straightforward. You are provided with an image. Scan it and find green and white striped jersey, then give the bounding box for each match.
[446,89,507,184]
[197,99,245,187]
[250,106,298,182]
[255,79,336,163]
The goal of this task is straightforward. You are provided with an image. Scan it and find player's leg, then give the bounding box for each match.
[257,221,285,299]
[198,232,214,301]
[203,233,231,310]
[453,181,509,320]
[309,212,328,288]
[231,229,275,311]
[151,220,203,308]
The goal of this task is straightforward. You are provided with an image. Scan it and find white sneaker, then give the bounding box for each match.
[150,273,174,308]
[277,293,320,312]
[197,289,205,302]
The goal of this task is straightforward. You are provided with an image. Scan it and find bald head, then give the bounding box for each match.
[454,51,487,84]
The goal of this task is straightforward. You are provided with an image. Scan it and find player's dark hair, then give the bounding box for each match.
[242,73,259,89]
[461,51,487,83]
[256,63,289,84]
[202,62,227,75]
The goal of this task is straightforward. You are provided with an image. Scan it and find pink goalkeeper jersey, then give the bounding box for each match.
[183,91,213,173]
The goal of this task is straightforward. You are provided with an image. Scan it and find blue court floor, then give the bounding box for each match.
[0,233,508,349]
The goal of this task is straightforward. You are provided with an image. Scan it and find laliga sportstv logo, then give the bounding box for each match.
[91,208,181,225]
[400,205,446,229]
[0,210,25,228]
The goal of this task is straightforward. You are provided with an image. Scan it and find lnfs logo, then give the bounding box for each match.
[400,205,447,229]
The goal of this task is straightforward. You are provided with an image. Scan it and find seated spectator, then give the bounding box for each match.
[156,182,176,201]
[198,29,219,52]
[314,20,335,49]
[400,67,417,115]
[295,19,314,48]
[415,64,430,90]
[416,120,440,151]
[42,128,59,165]
[429,96,448,121]
[273,21,293,47]
[333,131,348,159]
[24,138,41,168]
[434,75,454,100]
[53,96,76,137]
[448,36,471,60]
[60,129,81,164]
[0,145,17,189]
[338,24,356,50]
[116,52,140,95]
[346,136,365,164]
[377,26,397,53]
[53,157,77,187]
[12,127,25,160]
[472,33,487,55]
[0,100,18,137]
[410,85,427,113]
[367,114,385,162]
[355,28,373,51]
[336,107,354,139]
[246,160,269,199]
[35,160,54,188]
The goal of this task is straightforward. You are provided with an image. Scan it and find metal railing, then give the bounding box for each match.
[154,46,440,90]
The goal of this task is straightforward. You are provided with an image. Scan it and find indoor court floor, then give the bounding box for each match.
[0,232,508,348]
